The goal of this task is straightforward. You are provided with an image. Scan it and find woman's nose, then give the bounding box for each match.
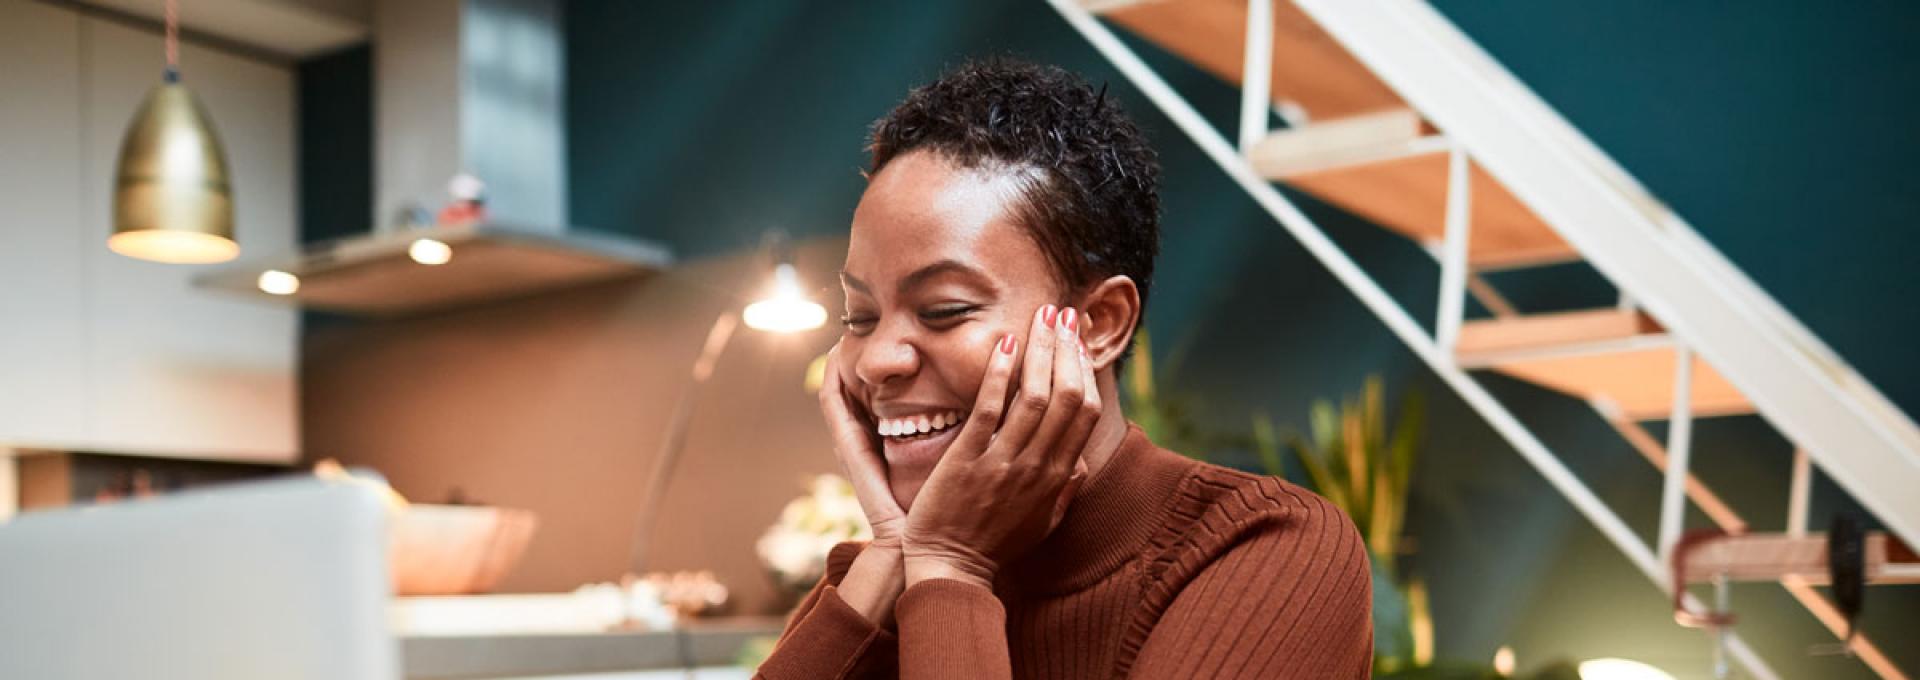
[853,326,920,389]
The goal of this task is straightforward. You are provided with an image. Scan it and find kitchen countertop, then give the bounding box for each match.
[394,594,782,679]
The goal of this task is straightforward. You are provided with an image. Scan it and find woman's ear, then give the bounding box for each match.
[1074,276,1140,372]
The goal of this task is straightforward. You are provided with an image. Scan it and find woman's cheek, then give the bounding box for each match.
[940,326,1005,402]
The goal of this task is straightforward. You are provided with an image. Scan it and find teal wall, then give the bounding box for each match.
[298,45,372,245]
[302,2,1920,677]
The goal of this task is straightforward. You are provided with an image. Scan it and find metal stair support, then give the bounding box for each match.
[1288,0,1920,547]
[1048,0,1920,678]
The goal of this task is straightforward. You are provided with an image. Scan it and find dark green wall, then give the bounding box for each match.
[297,44,372,246]
[300,2,1920,677]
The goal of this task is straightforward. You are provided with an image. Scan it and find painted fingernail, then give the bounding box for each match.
[1040,304,1057,326]
[999,333,1017,354]
[1059,307,1075,331]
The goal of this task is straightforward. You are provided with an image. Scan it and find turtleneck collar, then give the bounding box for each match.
[1000,422,1197,595]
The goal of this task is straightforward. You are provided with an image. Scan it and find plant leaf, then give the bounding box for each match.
[1344,402,1369,527]
[1289,436,1347,513]
[1251,412,1286,478]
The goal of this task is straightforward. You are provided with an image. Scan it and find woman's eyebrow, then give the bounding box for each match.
[839,270,871,295]
[840,260,994,297]
[898,260,992,294]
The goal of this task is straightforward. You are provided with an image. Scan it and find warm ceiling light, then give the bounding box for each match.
[109,0,236,264]
[408,238,453,265]
[1578,658,1676,680]
[743,263,826,333]
[1492,646,1515,676]
[256,269,300,296]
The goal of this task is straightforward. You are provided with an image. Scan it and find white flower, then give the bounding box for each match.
[758,474,872,586]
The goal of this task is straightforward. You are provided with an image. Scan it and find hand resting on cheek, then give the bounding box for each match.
[898,303,1099,590]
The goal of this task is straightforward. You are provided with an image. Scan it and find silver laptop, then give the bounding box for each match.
[0,476,398,680]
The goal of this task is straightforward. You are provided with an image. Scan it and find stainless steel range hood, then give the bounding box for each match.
[196,0,671,315]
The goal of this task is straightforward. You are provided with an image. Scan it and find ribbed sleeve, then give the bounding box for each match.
[755,543,897,679]
[755,585,898,679]
[896,578,1012,680]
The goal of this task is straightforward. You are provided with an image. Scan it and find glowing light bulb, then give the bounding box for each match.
[743,263,826,333]
[409,238,452,265]
[1578,658,1676,680]
[257,269,300,296]
[1493,646,1515,676]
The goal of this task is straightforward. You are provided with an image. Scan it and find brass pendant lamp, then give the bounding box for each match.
[108,0,237,264]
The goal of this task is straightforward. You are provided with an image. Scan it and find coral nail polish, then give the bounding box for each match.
[999,333,1017,354]
[1062,308,1077,331]
[1040,305,1057,326]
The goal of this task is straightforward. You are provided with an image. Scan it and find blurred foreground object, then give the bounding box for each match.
[0,477,395,679]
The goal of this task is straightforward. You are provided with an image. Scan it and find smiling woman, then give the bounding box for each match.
[754,59,1373,680]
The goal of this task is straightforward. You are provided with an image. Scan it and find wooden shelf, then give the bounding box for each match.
[1097,0,1403,120]
[1457,310,1754,419]
[193,223,673,316]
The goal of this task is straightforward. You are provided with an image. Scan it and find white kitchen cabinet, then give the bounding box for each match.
[0,1,89,446]
[0,2,297,462]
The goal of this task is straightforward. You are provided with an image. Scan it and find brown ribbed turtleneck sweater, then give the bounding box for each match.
[755,424,1373,679]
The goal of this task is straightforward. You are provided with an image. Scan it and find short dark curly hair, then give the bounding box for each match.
[868,58,1160,364]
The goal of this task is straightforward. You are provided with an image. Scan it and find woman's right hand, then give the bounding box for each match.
[819,342,906,550]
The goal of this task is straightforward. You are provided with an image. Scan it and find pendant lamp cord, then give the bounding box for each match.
[163,0,180,82]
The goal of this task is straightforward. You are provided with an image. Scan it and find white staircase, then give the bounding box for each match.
[1047,1,1920,678]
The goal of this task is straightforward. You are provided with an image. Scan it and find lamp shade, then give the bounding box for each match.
[109,80,238,264]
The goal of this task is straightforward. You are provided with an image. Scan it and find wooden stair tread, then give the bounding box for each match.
[1099,0,1402,120]
[1677,531,1920,585]
[1284,146,1577,269]
[1456,309,1662,356]
[1494,346,1751,420]
[1456,310,1753,420]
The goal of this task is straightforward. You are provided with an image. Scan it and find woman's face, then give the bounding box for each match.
[838,150,1065,509]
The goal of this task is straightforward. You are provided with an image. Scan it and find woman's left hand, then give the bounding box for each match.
[899,304,1101,590]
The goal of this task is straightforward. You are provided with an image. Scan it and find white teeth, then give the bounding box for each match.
[876,411,965,438]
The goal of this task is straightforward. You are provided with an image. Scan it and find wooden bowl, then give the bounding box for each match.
[390,504,538,596]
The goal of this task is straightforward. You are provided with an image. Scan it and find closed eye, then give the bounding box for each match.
[839,305,980,336]
[840,313,877,335]
[921,305,978,322]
